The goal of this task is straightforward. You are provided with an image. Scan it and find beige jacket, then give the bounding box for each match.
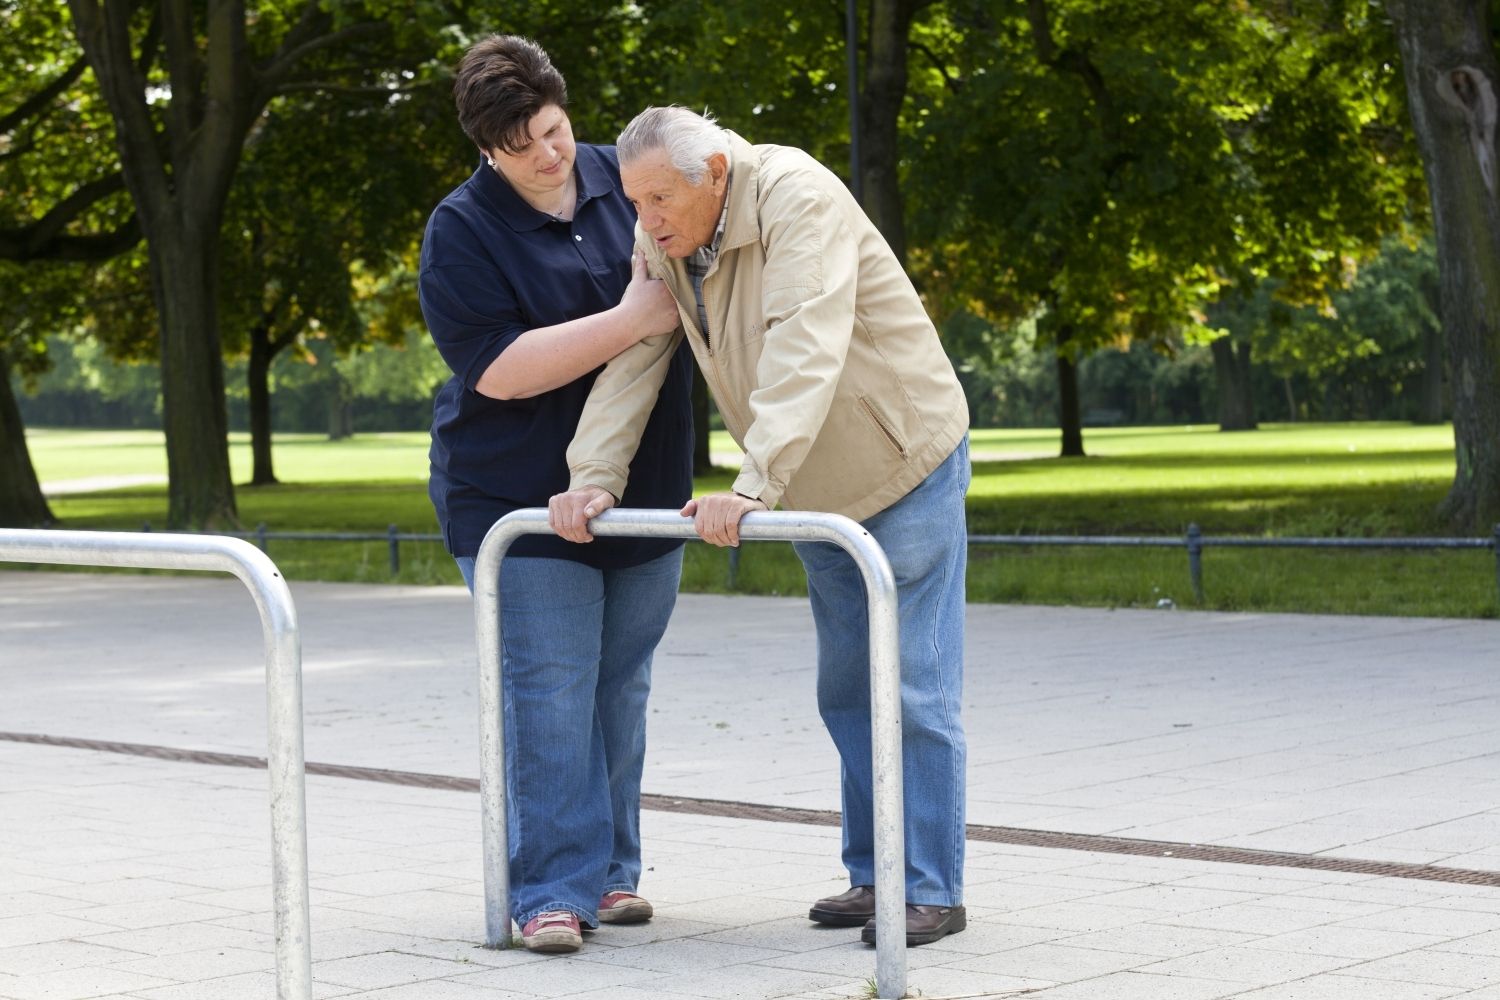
[567,132,968,521]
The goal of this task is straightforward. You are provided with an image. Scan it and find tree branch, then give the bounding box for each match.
[0,166,141,260]
[67,0,170,219]
[910,41,962,93]
[1024,0,1120,149]
[259,15,390,93]
[162,0,206,144]
[0,56,89,135]
[272,79,438,97]
[20,173,129,247]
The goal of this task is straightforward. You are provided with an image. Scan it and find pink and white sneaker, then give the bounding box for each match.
[520,910,582,952]
[598,890,654,924]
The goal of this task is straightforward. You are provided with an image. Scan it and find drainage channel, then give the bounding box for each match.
[7,730,1499,889]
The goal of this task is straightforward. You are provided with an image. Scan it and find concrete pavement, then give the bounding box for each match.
[2,569,1499,999]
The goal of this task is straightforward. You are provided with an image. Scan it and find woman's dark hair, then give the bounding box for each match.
[453,35,568,155]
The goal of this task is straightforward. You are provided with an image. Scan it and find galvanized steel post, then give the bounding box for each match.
[473,508,909,999]
[0,529,312,1000]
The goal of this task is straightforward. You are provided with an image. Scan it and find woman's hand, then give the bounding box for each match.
[617,249,679,341]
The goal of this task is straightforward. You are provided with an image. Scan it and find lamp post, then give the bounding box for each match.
[846,0,862,202]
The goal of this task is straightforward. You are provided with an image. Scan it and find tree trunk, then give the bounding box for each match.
[1056,327,1084,457]
[691,365,711,475]
[247,326,277,485]
[1283,375,1298,422]
[150,235,238,527]
[860,0,925,265]
[68,0,245,529]
[1418,321,1447,423]
[327,371,353,441]
[1387,0,1500,531]
[1211,335,1258,431]
[0,355,55,528]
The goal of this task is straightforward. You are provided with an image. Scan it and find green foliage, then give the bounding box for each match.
[0,0,140,372]
[908,0,1421,372]
[626,0,854,163]
[1207,236,1440,418]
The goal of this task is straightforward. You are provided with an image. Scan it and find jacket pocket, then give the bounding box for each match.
[858,396,909,458]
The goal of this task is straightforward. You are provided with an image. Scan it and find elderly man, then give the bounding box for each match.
[549,107,970,945]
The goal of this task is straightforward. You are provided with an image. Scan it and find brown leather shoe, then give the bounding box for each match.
[808,885,875,926]
[860,903,966,946]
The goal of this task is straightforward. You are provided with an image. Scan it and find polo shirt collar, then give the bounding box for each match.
[472,143,616,233]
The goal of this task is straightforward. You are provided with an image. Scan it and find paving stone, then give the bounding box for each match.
[4,574,1500,1000]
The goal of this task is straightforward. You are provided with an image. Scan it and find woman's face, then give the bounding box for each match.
[485,104,576,203]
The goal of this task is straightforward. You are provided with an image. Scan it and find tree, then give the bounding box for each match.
[909,0,1416,454]
[1384,0,1500,532]
[63,0,446,527]
[0,0,141,527]
[219,69,464,484]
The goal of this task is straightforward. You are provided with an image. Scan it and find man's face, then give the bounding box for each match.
[621,150,728,259]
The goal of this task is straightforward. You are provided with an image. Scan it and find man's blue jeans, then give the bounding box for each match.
[456,548,682,928]
[792,438,970,906]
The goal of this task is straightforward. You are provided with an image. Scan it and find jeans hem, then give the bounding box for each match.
[516,902,598,930]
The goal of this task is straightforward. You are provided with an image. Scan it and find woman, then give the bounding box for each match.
[418,35,693,954]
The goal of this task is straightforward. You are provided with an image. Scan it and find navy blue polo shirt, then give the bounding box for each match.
[420,143,694,565]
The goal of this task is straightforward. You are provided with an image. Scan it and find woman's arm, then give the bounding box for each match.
[476,250,680,399]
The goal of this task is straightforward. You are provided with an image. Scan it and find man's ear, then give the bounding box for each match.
[707,152,729,189]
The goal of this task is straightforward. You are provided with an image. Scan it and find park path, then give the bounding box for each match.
[2,571,1499,999]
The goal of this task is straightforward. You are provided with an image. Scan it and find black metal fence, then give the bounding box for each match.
[143,520,1500,604]
[966,523,1500,603]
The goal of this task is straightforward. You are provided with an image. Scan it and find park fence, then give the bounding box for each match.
[136,520,1500,605]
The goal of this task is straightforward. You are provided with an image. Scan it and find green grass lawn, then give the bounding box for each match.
[22,422,1496,618]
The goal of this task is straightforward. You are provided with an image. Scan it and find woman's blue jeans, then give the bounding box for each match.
[456,547,683,928]
[792,439,970,907]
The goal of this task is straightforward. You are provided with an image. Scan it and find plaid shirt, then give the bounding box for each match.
[684,178,731,344]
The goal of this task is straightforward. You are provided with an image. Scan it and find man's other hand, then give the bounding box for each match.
[548,486,617,543]
[680,491,767,547]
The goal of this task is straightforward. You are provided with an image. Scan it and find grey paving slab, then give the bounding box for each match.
[3,571,1500,999]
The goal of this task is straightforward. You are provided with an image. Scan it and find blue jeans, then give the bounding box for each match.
[792,439,969,906]
[456,548,682,928]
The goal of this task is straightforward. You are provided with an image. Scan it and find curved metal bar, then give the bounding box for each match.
[0,529,311,1000]
[473,507,907,998]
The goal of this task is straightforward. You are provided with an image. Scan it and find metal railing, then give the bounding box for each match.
[140,522,443,577]
[471,508,910,1000]
[141,520,1500,605]
[0,529,312,1000]
[967,522,1500,603]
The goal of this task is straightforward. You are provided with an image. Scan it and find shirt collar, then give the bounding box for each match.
[694,175,732,264]
[473,143,615,233]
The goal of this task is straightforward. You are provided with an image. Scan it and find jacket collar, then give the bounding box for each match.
[718,131,761,252]
[473,143,615,233]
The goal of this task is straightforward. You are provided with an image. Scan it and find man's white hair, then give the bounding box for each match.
[617,106,730,184]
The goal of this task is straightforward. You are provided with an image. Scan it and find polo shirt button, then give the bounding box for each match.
[574,234,583,241]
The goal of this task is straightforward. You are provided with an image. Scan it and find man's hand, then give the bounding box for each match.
[681,491,767,547]
[549,486,617,543]
[617,249,679,341]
